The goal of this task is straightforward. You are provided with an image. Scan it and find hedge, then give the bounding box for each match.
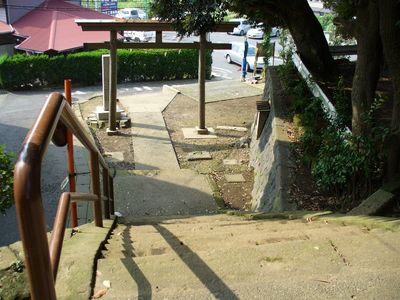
[0,49,212,90]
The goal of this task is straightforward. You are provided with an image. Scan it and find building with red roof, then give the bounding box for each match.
[11,0,115,54]
[0,20,15,55]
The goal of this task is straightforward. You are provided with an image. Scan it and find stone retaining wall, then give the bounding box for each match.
[249,68,296,212]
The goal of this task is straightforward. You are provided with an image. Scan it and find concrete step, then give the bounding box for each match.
[114,170,218,219]
[93,215,400,299]
[55,220,115,300]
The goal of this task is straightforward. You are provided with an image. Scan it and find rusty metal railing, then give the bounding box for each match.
[14,92,115,300]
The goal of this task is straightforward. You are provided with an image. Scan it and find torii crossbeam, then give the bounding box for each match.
[76,20,236,136]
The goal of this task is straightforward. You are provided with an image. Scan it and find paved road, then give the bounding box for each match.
[0,91,68,246]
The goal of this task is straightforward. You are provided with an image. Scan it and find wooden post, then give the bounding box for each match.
[49,193,70,280]
[90,151,103,227]
[197,32,208,134]
[102,168,110,219]
[109,176,115,215]
[108,30,118,135]
[64,79,78,227]
[272,42,275,66]
[156,31,162,44]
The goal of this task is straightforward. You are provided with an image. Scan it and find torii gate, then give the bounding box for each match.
[76,20,236,136]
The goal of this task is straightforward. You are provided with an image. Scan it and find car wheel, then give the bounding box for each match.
[276,30,280,37]
[134,37,140,42]
[226,54,232,64]
[240,30,244,36]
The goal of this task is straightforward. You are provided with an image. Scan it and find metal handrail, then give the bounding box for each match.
[14,92,114,300]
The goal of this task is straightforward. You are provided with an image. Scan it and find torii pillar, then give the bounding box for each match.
[107,30,118,135]
[197,32,208,134]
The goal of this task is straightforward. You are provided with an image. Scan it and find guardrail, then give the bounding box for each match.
[292,52,351,133]
[14,92,114,299]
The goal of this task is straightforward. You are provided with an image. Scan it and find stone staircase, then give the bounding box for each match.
[92,214,400,299]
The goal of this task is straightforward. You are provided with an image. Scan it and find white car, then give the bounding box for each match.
[247,24,280,39]
[229,18,252,36]
[124,31,155,42]
[224,42,264,71]
[116,8,147,20]
[246,26,263,39]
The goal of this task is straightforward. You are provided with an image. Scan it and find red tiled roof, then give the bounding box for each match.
[0,21,13,34]
[13,0,114,53]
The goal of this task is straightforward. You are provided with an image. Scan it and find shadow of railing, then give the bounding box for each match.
[121,226,152,299]
[154,224,239,300]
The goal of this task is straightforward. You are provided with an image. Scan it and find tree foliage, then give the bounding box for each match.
[150,0,229,36]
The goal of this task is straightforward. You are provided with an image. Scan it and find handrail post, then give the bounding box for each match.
[102,168,110,219]
[109,176,115,215]
[90,151,103,227]
[49,192,70,280]
[64,79,78,227]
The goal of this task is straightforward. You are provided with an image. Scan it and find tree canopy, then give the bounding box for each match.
[150,0,228,36]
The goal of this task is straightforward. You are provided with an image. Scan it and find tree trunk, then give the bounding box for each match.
[379,0,400,177]
[278,0,335,80]
[351,0,381,136]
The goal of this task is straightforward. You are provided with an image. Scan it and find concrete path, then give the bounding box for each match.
[114,170,218,220]
[119,89,179,170]
[116,87,218,219]
[94,214,400,300]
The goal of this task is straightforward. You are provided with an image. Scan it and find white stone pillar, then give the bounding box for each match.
[102,54,110,112]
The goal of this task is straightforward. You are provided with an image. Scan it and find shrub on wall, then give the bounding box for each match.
[0,49,212,90]
[0,145,13,214]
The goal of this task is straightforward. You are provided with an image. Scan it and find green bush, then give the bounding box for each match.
[0,145,13,214]
[279,62,388,204]
[0,49,212,90]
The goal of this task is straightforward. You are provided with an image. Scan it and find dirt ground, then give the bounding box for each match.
[79,93,260,211]
[163,94,259,210]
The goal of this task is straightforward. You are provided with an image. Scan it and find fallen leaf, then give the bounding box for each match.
[314,279,330,284]
[92,288,108,299]
[103,280,111,288]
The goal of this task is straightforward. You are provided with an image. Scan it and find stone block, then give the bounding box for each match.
[95,106,123,121]
[187,151,212,161]
[223,159,239,165]
[217,125,248,132]
[119,118,131,128]
[104,152,124,163]
[182,127,217,139]
[89,121,98,128]
[348,189,395,216]
[0,246,17,270]
[225,174,246,183]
